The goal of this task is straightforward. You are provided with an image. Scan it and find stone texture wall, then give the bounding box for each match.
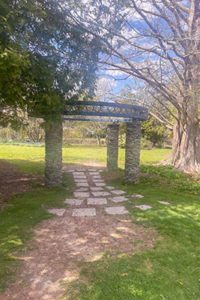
[45,118,63,187]
[125,122,141,183]
[107,124,119,170]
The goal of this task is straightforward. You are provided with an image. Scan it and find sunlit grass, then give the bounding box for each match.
[0,144,170,174]
[62,169,200,300]
[0,144,199,299]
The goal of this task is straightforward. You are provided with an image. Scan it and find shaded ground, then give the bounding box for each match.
[1,164,157,300]
[0,161,40,207]
[2,211,157,300]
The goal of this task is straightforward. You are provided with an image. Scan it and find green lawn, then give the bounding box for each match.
[0,144,170,174]
[0,144,199,299]
[66,168,200,300]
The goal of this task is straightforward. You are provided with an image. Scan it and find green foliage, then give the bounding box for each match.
[141,165,200,195]
[0,0,100,126]
[141,117,169,147]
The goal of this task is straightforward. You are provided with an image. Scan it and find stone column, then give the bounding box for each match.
[125,122,141,183]
[44,117,63,187]
[107,123,119,170]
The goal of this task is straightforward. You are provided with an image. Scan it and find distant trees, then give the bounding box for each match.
[0,117,44,143]
[141,117,169,147]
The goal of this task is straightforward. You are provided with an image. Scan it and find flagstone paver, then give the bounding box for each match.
[95,183,106,187]
[74,179,88,182]
[90,187,104,191]
[135,205,152,210]
[106,186,115,190]
[92,179,105,183]
[132,194,144,198]
[158,201,170,205]
[73,172,85,176]
[76,182,89,187]
[65,199,84,206]
[89,172,100,175]
[74,192,90,198]
[76,188,89,192]
[109,196,129,203]
[72,208,96,217]
[47,208,66,216]
[105,206,128,215]
[111,190,126,195]
[92,191,110,197]
[74,174,86,176]
[87,198,107,205]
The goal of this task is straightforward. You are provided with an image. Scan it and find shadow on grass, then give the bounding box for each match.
[2,159,44,175]
[61,166,200,300]
[0,172,74,293]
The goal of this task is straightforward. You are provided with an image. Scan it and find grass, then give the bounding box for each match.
[0,172,74,292]
[0,144,199,299]
[0,144,170,174]
[62,169,200,300]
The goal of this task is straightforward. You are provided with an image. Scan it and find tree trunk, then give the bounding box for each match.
[44,118,63,187]
[170,117,200,173]
[97,136,101,145]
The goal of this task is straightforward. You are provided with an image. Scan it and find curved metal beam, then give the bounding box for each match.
[65,101,148,122]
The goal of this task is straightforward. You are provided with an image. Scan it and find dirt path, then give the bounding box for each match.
[2,165,157,300]
[0,161,40,210]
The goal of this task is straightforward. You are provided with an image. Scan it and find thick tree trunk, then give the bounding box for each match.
[44,118,63,187]
[170,118,200,173]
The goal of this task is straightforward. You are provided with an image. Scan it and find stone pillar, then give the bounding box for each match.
[125,122,141,183]
[45,117,63,187]
[107,123,119,170]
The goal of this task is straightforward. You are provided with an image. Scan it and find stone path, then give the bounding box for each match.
[3,166,161,300]
[62,168,129,217]
[48,167,172,218]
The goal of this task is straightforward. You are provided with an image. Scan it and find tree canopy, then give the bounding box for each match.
[66,0,200,172]
[0,0,101,125]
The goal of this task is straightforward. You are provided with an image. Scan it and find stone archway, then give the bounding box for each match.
[34,101,148,186]
[64,101,148,184]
